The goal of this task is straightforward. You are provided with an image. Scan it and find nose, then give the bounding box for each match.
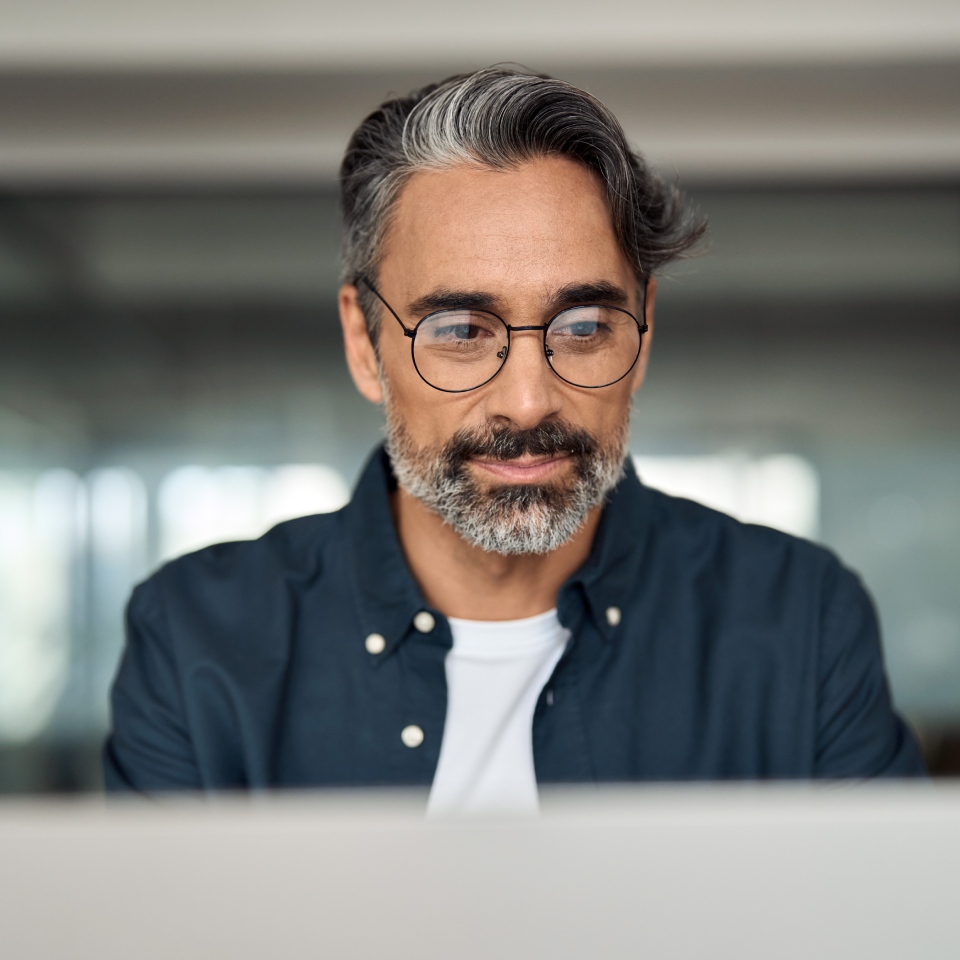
[485,328,564,430]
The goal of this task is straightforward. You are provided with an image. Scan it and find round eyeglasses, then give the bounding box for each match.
[359,277,648,393]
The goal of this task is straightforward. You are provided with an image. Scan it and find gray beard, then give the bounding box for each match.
[384,403,629,556]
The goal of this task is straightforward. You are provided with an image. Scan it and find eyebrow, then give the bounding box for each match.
[548,281,630,312]
[406,290,500,315]
[405,280,630,318]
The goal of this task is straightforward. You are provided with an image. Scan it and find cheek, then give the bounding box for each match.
[418,396,487,445]
[384,370,481,446]
[584,390,633,444]
[585,385,631,420]
[378,338,423,407]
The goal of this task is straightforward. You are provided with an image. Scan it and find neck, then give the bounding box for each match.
[392,486,600,621]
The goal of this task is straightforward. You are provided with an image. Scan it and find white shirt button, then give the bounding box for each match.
[605,606,622,627]
[364,633,386,655]
[401,724,424,748]
[413,610,436,633]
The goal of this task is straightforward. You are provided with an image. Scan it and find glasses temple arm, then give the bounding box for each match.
[357,276,415,338]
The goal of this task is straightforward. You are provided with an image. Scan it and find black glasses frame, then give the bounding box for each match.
[358,276,649,394]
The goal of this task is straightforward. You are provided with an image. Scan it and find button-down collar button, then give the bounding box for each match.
[605,606,622,627]
[401,725,424,748]
[413,610,436,633]
[364,632,386,655]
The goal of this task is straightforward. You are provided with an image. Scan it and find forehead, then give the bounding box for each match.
[379,156,632,300]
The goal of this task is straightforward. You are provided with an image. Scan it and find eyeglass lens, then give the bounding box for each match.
[412,305,641,392]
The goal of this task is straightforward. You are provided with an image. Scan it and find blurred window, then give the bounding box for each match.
[0,463,350,743]
[157,464,350,561]
[0,470,83,740]
[634,454,819,539]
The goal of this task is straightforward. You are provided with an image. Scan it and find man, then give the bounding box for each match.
[105,67,925,806]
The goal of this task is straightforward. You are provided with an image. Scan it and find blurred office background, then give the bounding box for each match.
[1,1,959,791]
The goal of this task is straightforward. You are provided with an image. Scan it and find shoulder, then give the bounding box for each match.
[645,484,838,575]
[152,508,344,592]
[636,483,863,626]
[130,508,348,657]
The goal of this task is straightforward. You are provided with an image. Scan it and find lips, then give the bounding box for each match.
[470,453,574,484]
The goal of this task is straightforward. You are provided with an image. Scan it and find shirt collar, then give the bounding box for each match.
[342,446,653,652]
[343,447,434,659]
[558,456,654,641]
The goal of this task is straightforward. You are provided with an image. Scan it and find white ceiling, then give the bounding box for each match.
[3,0,960,69]
[0,0,958,185]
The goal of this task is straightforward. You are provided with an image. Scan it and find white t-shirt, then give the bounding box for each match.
[426,609,569,817]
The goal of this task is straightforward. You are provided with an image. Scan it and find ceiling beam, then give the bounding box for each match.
[2,0,959,71]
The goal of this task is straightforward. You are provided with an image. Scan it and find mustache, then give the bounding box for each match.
[441,419,598,469]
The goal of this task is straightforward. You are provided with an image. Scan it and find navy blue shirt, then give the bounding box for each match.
[104,447,925,791]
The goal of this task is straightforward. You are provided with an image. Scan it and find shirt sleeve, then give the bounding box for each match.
[103,576,203,792]
[814,563,927,778]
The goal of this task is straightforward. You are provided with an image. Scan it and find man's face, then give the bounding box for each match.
[341,155,654,553]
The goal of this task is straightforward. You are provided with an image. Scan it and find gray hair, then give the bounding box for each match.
[339,66,705,339]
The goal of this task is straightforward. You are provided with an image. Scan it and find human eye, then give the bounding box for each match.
[421,311,500,346]
[550,307,609,341]
[556,318,601,337]
[433,322,483,341]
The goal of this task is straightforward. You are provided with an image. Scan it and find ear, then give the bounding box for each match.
[339,283,383,404]
[629,277,656,394]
